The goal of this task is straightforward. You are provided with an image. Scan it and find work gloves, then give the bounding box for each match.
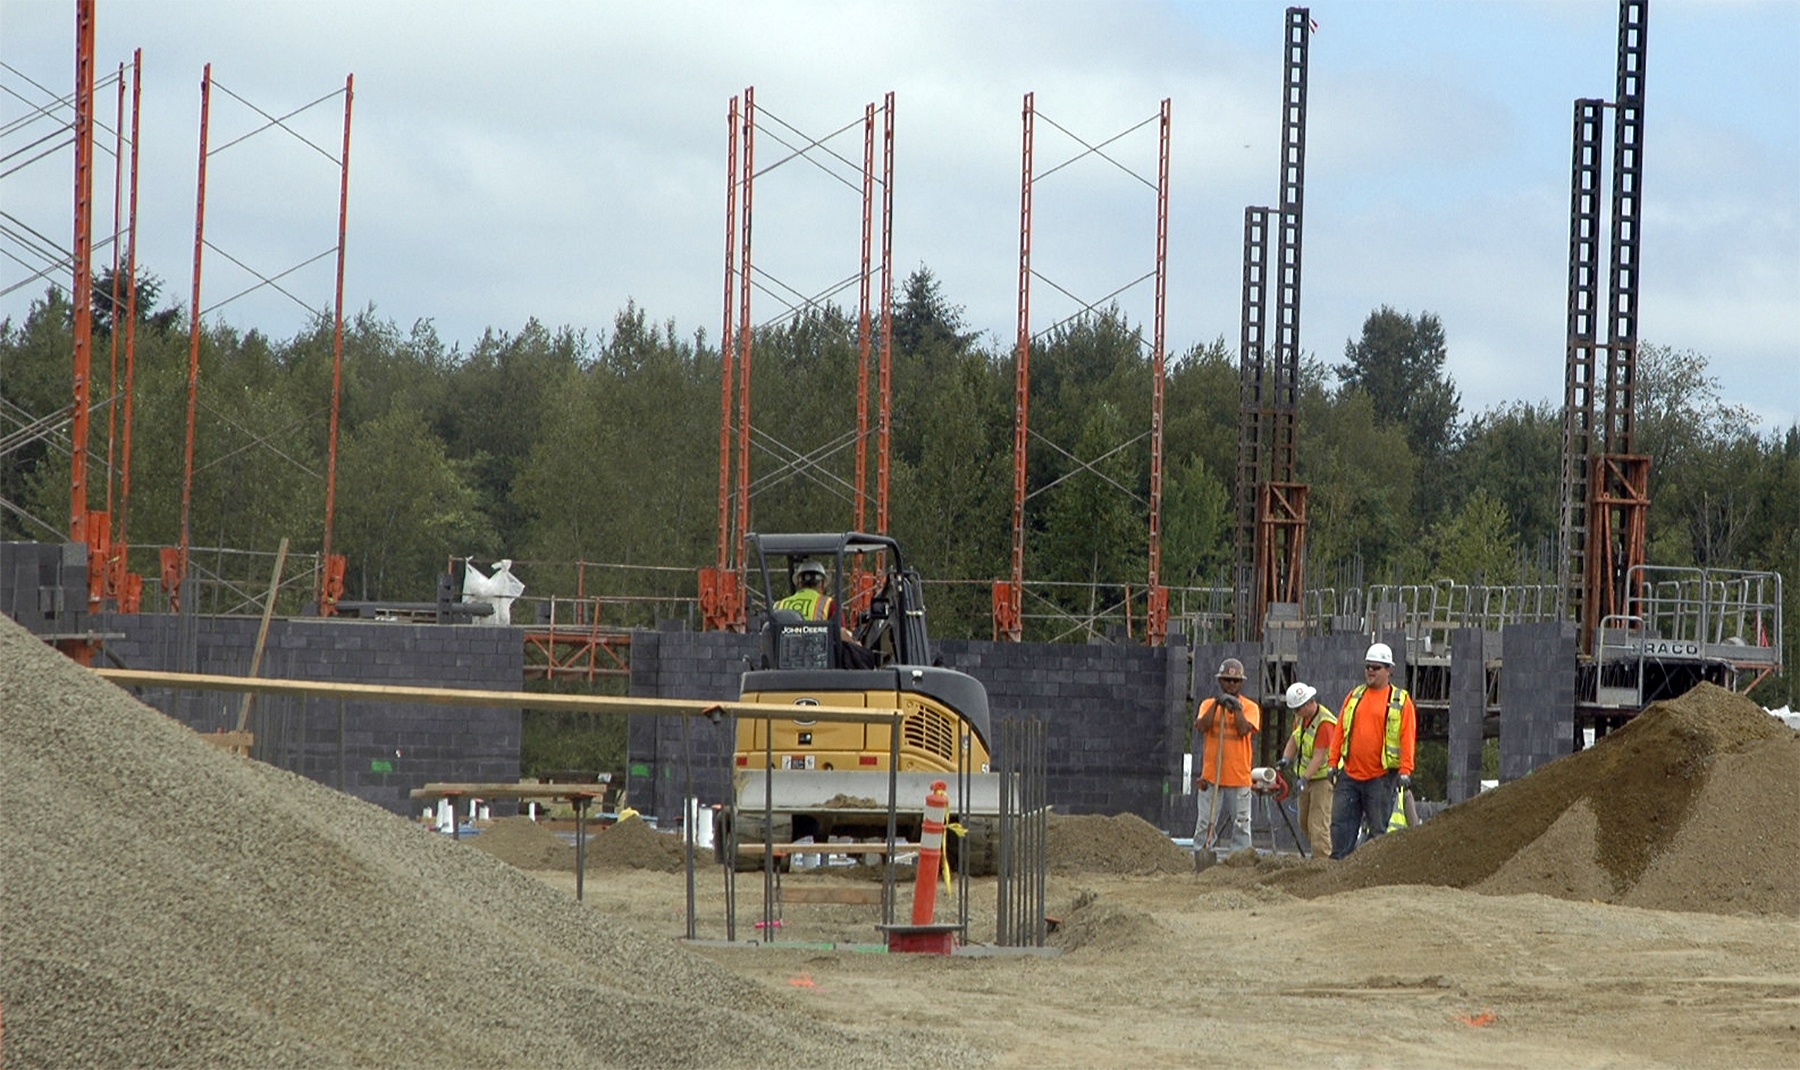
[1398,774,1411,789]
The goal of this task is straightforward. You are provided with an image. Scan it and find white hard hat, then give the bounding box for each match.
[1284,682,1317,709]
[1365,642,1395,667]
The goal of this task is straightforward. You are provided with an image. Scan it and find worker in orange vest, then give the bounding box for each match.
[1326,642,1417,859]
[1193,657,1261,860]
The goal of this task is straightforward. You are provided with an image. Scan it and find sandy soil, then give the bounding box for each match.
[532,864,1800,1069]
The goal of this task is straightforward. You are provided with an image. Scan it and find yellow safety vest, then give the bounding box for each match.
[1388,788,1409,831]
[777,588,832,621]
[1335,684,1408,772]
[1289,705,1338,780]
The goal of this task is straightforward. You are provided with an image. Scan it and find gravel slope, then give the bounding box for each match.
[0,614,984,1069]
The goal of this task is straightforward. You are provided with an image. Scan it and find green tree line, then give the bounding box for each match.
[3,273,1793,705]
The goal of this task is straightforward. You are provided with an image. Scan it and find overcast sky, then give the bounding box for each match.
[4,1,1796,432]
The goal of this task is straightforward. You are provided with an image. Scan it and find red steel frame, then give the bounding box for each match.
[704,88,896,631]
[994,93,1173,644]
[165,66,355,615]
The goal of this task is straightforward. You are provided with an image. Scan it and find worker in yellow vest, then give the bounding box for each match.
[1276,681,1337,857]
[1326,642,1417,859]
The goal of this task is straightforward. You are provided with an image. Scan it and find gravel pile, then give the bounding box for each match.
[467,816,573,870]
[1045,812,1193,875]
[583,814,687,872]
[0,614,981,1068]
[1271,683,1800,915]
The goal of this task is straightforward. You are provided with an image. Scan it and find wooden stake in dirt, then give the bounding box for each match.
[235,536,289,733]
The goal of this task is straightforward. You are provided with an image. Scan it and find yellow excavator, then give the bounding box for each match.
[716,532,1001,873]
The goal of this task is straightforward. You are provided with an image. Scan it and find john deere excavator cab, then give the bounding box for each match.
[722,532,1000,872]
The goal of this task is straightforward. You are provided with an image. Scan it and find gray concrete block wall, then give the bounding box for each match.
[1447,626,1487,804]
[939,639,1184,825]
[1298,634,1379,720]
[625,628,759,823]
[1,542,88,636]
[1499,621,1577,782]
[626,629,1191,833]
[92,612,523,816]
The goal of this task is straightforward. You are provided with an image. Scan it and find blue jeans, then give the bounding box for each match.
[1330,771,1397,860]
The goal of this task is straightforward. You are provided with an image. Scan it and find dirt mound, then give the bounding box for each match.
[1049,889,1168,952]
[1271,683,1799,915]
[1046,812,1193,875]
[469,815,574,870]
[584,814,688,872]
[0,613,978,1068]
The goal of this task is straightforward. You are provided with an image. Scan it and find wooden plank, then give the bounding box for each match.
[735,842,896,856]
[94,668,900,725]
[779,885,883,905]
[409,783,609,801]
[236,536,289,733]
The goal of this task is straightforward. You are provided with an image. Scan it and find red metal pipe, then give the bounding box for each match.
[177,63,213,611]
[877,92,894,536]
[320,73,354,615]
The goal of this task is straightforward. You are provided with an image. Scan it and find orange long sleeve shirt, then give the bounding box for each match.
[1328,683,1417,781]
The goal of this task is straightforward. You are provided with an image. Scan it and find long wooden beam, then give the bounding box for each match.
[92,668,902,725]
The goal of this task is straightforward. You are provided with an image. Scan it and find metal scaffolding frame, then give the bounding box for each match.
[1560,0,1649,655]
[993,93,1172,644]
[1235,6,1312,644]
[701,88,895,632]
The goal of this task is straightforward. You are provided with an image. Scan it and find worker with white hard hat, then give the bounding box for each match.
[1326,641,1417,859]
[1192,657,1261,861]
[1276,681,1337,857]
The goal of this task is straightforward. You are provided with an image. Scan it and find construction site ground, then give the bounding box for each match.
[4,609,1797,1069]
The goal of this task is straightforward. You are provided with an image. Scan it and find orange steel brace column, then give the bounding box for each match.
[1145,98,1171,646]
[995,92,1034,643]
[855,101,874,538]
[876,92,895,536]
[69,1,96,587]
[319,74,354,617]
[701,95,743,632]
[98,58,125,607]
[110,50,145,613]
[168,63,214,614]
[731,87,756,629]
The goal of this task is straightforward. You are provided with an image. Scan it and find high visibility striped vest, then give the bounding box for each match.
[1289,705,1338,780]
[1336,683,1408,772]
[1388,787,1410,831]
[776,588,833,622]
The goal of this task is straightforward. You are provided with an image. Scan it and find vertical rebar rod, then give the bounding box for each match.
[682,707,696,940]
